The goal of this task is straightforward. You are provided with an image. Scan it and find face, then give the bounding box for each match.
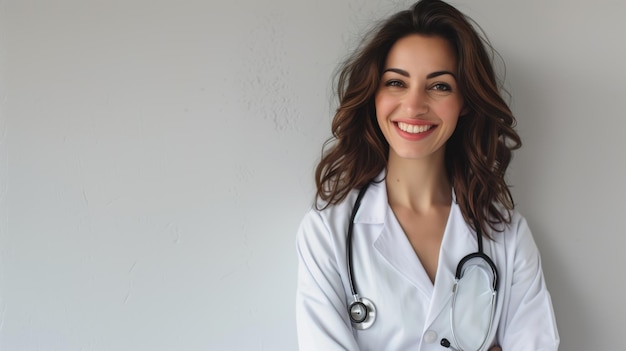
[375,34,464,163]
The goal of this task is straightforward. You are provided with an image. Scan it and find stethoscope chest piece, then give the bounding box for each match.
[349,297,376,330]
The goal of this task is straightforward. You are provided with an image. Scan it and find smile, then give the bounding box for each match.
[396,122,433,134]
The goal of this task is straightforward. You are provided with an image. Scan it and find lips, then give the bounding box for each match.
[396,121,434,134]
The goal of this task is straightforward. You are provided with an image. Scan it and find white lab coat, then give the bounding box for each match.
[296,177,559,351]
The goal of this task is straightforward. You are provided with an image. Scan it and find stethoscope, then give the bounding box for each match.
[346,182,499,351]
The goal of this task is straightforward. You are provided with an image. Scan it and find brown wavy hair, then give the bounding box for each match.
[314,0,522,236]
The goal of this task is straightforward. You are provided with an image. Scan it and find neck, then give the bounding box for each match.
[385,151,451,212]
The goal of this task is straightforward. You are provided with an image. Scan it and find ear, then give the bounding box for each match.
[459,104,470,117]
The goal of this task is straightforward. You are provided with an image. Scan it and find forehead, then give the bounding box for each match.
[384,34,457,72]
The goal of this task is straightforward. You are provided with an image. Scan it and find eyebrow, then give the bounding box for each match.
[382,68,457,80]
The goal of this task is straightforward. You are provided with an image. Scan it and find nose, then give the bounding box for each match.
[404,89,428,117]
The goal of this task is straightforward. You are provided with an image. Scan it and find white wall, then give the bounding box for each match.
[1,0,624,350]
[462,2,626,350]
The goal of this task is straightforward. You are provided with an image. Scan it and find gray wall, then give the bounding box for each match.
[1,0,624,350]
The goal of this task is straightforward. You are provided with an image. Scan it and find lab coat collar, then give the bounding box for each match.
[352,171,387,225]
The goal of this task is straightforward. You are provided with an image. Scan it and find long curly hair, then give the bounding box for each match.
[315,0,521,236]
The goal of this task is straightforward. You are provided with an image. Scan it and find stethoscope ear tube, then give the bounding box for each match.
[450,277,497,351]
[450,225,499,350]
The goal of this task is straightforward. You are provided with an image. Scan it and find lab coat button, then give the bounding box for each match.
[423,330,437,343]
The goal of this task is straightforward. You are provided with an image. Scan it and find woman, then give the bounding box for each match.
[295,0,559,350]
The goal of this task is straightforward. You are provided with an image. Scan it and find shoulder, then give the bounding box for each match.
[501,209,533,243]
[299,188,362,240]
[487,204,530,238]
[503,209,527,234]
[297,179,387,249]
[295,189,363,271]
[493,208,543,265]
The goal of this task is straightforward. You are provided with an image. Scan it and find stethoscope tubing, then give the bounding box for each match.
[346,182,370,298]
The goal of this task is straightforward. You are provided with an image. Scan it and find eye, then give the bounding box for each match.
[431,83,452,92]
[384,79,405,88]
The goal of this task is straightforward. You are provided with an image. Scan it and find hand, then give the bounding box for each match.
[489,347,502,351]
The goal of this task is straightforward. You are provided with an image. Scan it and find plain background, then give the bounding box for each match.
[1,0,625,350]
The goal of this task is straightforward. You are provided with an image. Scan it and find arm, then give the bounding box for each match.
[295,210,360,351]
[497,218,560,351]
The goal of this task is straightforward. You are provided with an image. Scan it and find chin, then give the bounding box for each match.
[390,146,445,162]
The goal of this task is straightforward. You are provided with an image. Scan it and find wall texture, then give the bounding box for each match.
[1,0,624,350]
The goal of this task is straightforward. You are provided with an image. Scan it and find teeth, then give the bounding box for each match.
[397,122,433,134]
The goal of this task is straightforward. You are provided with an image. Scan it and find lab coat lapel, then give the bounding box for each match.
[373,207,435,297]
[360,179,434,297]
[424,201,475,328]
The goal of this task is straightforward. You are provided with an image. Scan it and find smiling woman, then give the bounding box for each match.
[295,0,559,350]
[375,35,463,166]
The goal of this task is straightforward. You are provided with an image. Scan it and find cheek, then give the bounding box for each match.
[438,99,464,120]
[374,93,393,118]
